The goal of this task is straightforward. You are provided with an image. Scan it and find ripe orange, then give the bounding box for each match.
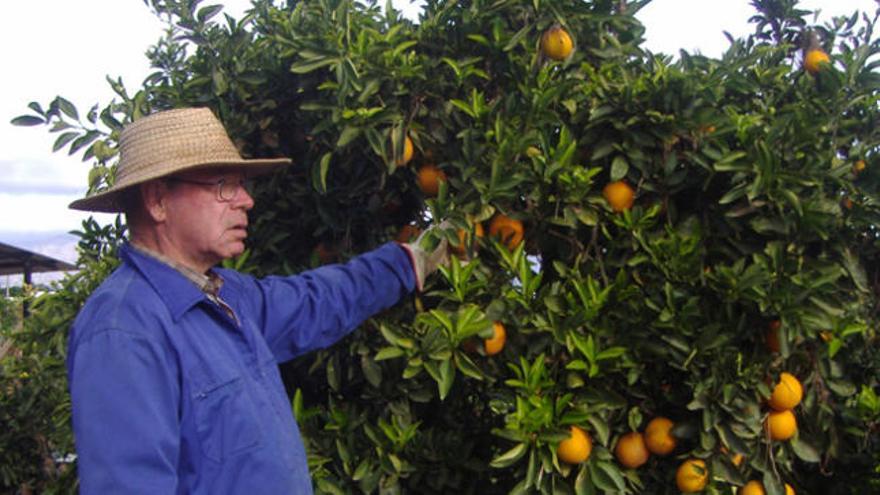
[614,432,649,468]
[768,372,803,411]
[644,417,677,455]
[417,164,447,197]
[603,180,635,212]
[556,426,592,464]
[675,458,708,493]
[484,321,506,356]
[396,224,421,243]
[541,25,573,61]
[804,49,831,74]
[785,483,796,495]
[488,214,524,250]
[854,159,866,174]
[451,223,484,257]
[394,135,415,166]
[739,480,765,495]
[765,409,797,441]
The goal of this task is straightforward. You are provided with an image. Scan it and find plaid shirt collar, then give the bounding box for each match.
[129,242,224,296]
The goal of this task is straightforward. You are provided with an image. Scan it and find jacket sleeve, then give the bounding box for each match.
[233,242,416,363]
[68,328,181,494]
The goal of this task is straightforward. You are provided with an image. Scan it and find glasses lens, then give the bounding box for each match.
[217,178,254,201]
[218,179,234,201]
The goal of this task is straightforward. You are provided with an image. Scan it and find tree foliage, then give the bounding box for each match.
[7,0,880,493]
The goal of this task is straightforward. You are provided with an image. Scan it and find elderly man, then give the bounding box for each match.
[67,107,445,494]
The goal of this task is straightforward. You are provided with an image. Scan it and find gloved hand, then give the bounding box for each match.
[398,221,450,292]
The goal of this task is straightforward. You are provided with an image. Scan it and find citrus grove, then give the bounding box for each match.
[4,0,880,493]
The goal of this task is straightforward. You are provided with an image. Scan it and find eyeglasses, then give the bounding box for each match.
[165,176,254,202]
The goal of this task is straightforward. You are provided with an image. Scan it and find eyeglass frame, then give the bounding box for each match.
[164,176,255,202]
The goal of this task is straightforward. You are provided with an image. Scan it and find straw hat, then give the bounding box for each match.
[69,107,292,212]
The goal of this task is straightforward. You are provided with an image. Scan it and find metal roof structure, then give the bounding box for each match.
[0,241,76,281]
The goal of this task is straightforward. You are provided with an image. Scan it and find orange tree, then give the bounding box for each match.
[10,0,880,493]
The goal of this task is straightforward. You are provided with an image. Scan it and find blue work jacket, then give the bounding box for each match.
[67,242,415,494]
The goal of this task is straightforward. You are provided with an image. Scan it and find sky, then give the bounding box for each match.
[1,0,877,286]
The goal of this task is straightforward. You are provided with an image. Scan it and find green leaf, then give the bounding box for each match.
[489,442,528,468]
[437,358,454,400]
[610,156,629,180]
[791,437,820,463]
[56,97,78,120]
[375,346,404,361]
[454,351,484,380]
[596,461,626,491]
[10,115,44,126]
[52,132,79,152]
[574,463,595,495]
[291,57,338,74]
[197,4,223,22]
[337,126,361,148]
[503,24,532,52]
[316,152,332,193]
[841,248,869,293]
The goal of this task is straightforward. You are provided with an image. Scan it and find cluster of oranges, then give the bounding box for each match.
[555,418,682,485]
[764,372,803,442]
[722,373,804,494]
[613,416,677,470]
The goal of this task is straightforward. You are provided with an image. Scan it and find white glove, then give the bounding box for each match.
[398,221,450,291]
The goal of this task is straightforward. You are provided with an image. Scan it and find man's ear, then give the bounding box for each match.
[140,180,170,223]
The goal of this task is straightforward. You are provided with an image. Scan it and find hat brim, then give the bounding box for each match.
[69,157,292,213]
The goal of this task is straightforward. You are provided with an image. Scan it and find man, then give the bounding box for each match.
[66,107,445,493]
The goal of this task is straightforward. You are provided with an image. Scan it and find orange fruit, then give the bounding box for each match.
[393,134,414,166]
[484,321,506,356]
[451,223,484,257]
[854,159,866,174]
[785,483,796,495]
[396,224,421,243]
[804,49,831,74]
[731,452,744,467]
[603,180,635,212]
[488,214,524,250]
[556,426,592,464]
[614,432,649,468]
[765,409,797,441]
[644,417,677,455]
[768,372,803,411]
[417,164,447,197]
[541,25,573,61]
[675,458,708,493]
[739,480,765,495]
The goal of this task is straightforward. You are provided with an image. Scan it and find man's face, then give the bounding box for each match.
[162,167,255,269]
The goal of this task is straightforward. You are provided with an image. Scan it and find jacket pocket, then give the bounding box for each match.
[191,368,262,463]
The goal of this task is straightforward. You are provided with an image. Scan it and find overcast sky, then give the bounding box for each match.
[1,0,876,285]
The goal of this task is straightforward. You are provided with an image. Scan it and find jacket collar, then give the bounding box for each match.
[119,243,210,322]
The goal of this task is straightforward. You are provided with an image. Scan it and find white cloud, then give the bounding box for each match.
[0,192,114,233]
